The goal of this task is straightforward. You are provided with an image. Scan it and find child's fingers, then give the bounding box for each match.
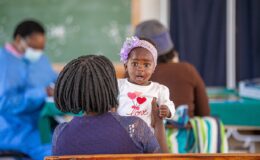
[159,111,167,117]
[159,111,166,118]
[159,105,167,109]
[159,105,169,118]
[159,110,168,116]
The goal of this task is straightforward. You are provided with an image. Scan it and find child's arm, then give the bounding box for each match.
[158,85,175,119]
[151,98,169,153]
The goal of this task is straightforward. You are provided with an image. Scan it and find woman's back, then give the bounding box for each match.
[151,62,210,117]
[52,112,160,155]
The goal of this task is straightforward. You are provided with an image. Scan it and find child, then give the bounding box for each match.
[117,36,176,129]
[52,55,161,155]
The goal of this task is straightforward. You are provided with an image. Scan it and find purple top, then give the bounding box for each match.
[52,112,160,155]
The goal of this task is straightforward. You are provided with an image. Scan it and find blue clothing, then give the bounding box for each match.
[0,47,57,160]
[52,112,160,155]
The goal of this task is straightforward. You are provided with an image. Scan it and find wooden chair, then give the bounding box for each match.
[45,153,260,160]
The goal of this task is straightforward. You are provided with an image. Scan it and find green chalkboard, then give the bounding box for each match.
[0,0,131,63]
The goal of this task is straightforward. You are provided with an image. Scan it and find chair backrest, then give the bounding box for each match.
[45,153,260,160]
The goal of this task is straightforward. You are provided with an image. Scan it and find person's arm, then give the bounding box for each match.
[158,85,175,119]
[190,65,210,116]
[151,97,169,153]
[0,87,47,114]
[0,65,47,114]
[0,54,56,115]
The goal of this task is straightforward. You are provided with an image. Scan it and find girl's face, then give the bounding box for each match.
[125,47,155,86]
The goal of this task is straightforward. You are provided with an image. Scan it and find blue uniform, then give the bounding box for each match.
[0,46,57,160]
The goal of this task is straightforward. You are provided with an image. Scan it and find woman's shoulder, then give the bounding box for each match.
[111,113,152,139]
[0,47,13,61]
[53,122,68,135]
[52,122,68,145]
[112,112,143,122]
[111,112,147,128]
[177,61,198,71]
[165,62,199,76]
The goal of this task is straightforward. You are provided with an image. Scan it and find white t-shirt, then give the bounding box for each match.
[117,78,175,128]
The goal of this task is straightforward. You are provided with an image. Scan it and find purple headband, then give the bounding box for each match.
[120,36,157,66]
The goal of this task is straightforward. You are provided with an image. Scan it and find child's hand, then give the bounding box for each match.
[159,105,171,118]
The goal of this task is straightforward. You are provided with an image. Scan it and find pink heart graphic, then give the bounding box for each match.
[127,92,136,100]
[137,97,146,105]
[134,91,142,97]
[131,105,140,110]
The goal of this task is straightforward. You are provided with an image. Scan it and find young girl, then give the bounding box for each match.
[117,36,175,129]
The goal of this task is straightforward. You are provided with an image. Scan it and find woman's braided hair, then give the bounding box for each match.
[54,55,119,114]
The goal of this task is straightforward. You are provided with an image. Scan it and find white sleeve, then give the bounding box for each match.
[158,85,175,119]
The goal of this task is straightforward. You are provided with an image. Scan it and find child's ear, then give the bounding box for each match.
[124,63,127,71]
[123,64,129,78]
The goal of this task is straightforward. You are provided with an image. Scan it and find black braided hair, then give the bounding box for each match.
[54,55,119,114]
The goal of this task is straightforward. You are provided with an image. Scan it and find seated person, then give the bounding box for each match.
[52,55,162,155]
[0,20,57,160]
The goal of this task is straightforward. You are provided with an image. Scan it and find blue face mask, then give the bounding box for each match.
[24,47,43,62]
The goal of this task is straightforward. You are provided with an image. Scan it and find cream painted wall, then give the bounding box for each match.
[139,0,169,28]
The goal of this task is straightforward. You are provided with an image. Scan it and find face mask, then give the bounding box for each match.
[24,47,43,62]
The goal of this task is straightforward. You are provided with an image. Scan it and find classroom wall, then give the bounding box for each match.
[0,0,131,64]
[138,0,169,28]
[140,0,161,21]
[0,0,167,75]
[53,0,168,74]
